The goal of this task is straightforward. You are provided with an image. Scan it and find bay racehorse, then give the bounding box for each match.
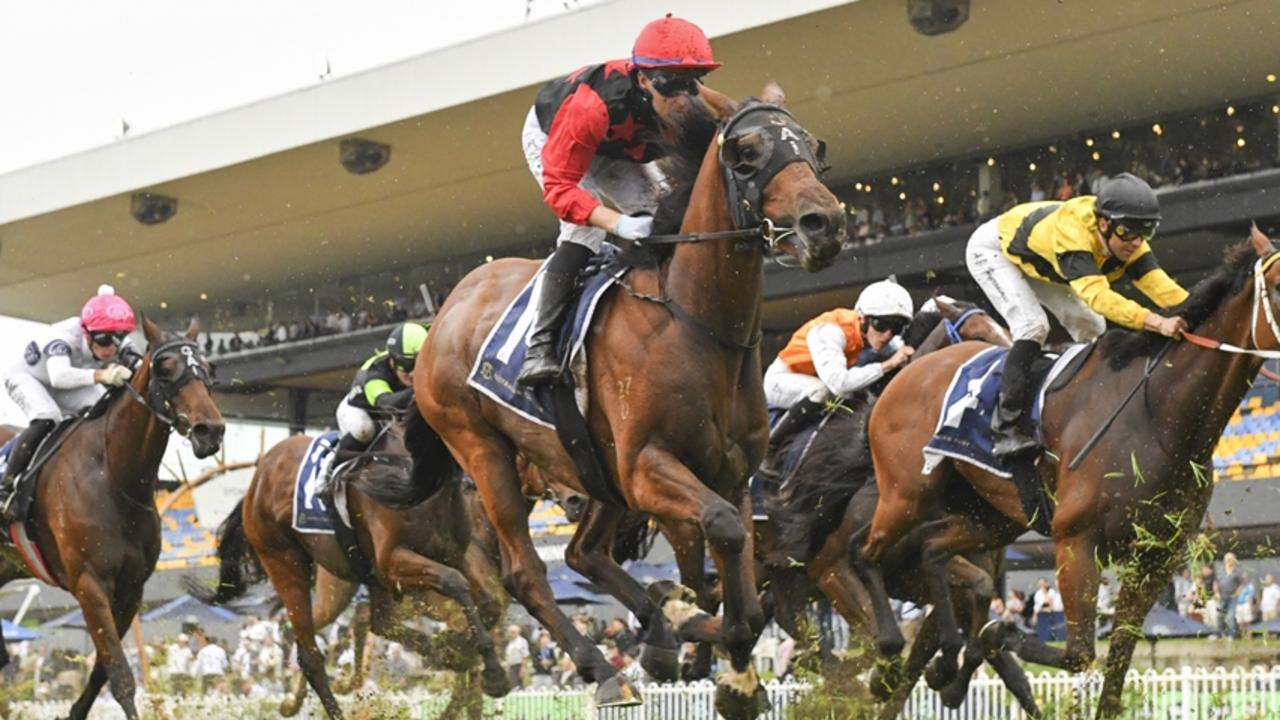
[408,88,845,717]
[190,424,508,720]
[853,228,1280,718]
[268,478,505,720]
[0,318,224,720]
[567,297,1013,683]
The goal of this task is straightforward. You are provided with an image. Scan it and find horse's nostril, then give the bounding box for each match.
[799,212,829,236]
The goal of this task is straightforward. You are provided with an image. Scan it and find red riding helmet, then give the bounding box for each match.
[80,284,136,334]
[632,14,721,71]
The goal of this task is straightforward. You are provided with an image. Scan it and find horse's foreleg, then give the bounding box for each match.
[631,449,767,720]
[460,543,506,632]
[850,516,908,659]
[877,609,942,720]
[66,574,137,720]
[312,570,359,694]
[377,546,509,698]
[466,448,630,706]
[1096,548,1177,720]
[257,545,343,719]
[565,502,680,681]
[664,516,718,681]
[988,650,1040,718]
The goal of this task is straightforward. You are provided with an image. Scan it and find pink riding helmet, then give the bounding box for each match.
[80,284,136,334]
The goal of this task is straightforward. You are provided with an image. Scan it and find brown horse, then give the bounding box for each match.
[569,297,1013,682]
[0,319,224,720]
[269,480,506,720]
[191,425,508,719]
[409,89,845,716]
[853,229,1280,718]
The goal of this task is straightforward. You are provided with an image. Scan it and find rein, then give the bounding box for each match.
[123,338,212,431]
[943,308,987,344]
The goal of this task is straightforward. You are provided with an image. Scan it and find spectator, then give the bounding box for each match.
[1261,573,1280,622]
[1033,577,1065,642]
[231,637,255,679]
[555,653,580,688]
[256,634,283,679]
[164,634,194,696]
[1218,552,1245,638]
[602,617,637,656]
[1029,179,1046,202]
[530,630,558,688]
[503,624,530,689]
[381,641,411,689]
[1172,567,1194,616]
[1096,578,1115,636]
[193,633,229,693]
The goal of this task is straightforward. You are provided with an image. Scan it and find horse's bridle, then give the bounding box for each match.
[123,338,214,432]
[640,101,828,253]
[1182,251,1280,361]
[942,307,988,344]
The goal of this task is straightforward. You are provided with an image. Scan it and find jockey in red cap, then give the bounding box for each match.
[0,285,139,520]
[517,14,721,386]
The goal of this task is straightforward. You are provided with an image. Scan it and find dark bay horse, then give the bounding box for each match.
[854,229,1280,718]
[409,89,845,717]
[568,298,1013,682]
[191,426,508,720]
[0,319,224,720]
[269,482,506,720]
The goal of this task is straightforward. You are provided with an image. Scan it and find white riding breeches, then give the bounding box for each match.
[521,106,665,252]
[335,396,377,443]
[4,372,104,422]
[763,358,830,409]
[965,218,1107,344]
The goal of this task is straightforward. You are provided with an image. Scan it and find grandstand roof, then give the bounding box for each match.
[2,0,1278,322]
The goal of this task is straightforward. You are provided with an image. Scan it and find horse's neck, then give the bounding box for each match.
[104,363,169,501]
[663,141,764,348]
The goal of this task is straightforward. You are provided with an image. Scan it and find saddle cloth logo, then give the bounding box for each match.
[467,251,626,428]
[292,432,342,535]
[922,344,1087,477]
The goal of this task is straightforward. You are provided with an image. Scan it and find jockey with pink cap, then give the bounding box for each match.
[0,285,139,520]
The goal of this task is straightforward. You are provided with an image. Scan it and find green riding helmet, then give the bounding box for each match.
[386,322,428,372]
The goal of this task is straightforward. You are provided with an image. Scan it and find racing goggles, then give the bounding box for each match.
[642,69,705,98]
[89,331,129,347]
[867,316,907,334]
[391,357,416,374]
[1111,218,1159,242]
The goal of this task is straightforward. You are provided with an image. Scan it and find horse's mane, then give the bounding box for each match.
[765,394,876,565]
[619,98,732,269]
[1099,239,1257,370]
[902,311,943,348]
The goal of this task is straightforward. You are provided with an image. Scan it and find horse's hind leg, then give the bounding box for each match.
[564,501,680,681]
[257,545,344,719]
[376,545,509,698]
[311,571,360,694]
[465,447,628,705]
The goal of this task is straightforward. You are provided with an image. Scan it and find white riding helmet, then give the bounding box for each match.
[855,280,914,321]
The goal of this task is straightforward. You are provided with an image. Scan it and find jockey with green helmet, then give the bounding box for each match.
[517,14,721,386]
[333,322,427,456]
[966,172,1189,461]
[1,285,139,520]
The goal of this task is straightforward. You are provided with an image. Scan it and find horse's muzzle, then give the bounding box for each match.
[189,422,225,459]
[796,205,847,271]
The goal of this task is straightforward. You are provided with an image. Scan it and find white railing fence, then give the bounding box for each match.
[10,666,1280,719]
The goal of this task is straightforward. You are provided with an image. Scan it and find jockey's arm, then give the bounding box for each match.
[1066,273,1152,331]
[44,350,97,390]
[807,324,885,396]
[1126,247,1190,309]
[540,86,609,228]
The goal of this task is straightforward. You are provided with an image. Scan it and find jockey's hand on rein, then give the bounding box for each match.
[613,214,654,241]
[96,364,134,387]
[1144,313,1188,340]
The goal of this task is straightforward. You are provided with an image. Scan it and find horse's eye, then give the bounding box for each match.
[739,145,757,162]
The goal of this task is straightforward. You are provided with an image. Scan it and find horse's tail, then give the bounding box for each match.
[611,510,658,564]
[766,396,876,565]
[184,501,264,606]
[349,403,460,509]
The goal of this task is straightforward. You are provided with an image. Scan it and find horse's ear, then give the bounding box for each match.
[1251,222,1276,257]
[697,86,737,121]
[141,315,162,347]
[185,316,201,340]
[761,81,786,107]
[934,297,959,317]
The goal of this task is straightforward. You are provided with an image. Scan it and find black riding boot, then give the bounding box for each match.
[517,243,593,387]
[757,398,825,485]
[991,340,1041,459]
[0,419,56,522]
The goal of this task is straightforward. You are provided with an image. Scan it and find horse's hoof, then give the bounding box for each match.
[482,663,511,698]
[868,657,903,701]
[925,653,958,690]
[278,697,303,718]
[594,674,643,708]
[647,579,697,609]
[714,678,771,720]
[977,619,1006,657]
[939,678,969,709]
[639,643,681,682]
[681,657,712,682]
